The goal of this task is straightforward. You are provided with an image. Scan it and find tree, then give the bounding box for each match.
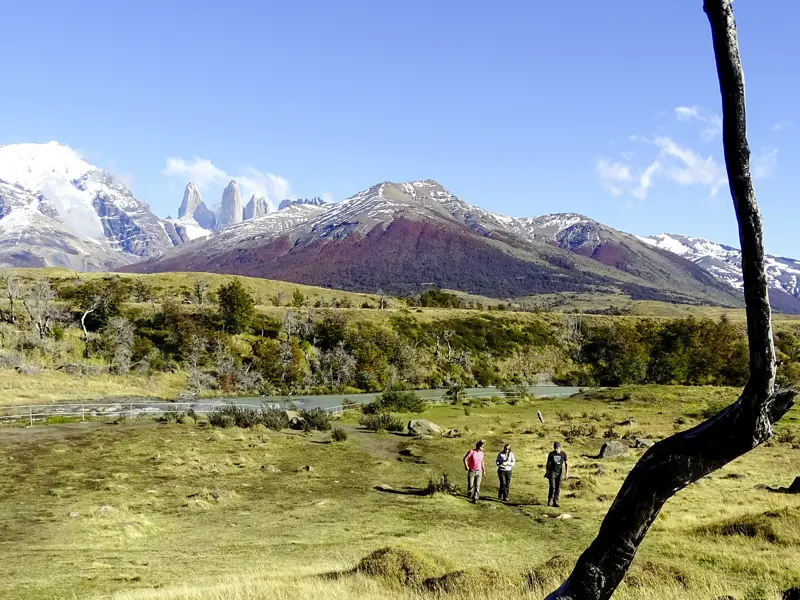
[22,282,60,339]
[291,288,306,308]
[319,342,356,390]
[216,279,255,334]
[0,270,21,324]
[131,279,154,303]
[102,317,135,374]
[546,3,797,599]
[193,277,210,305]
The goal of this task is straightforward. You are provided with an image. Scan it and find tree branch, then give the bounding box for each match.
[544,3,796,599]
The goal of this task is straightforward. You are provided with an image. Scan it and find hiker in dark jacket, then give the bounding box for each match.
[495,444,516,501]
[545,442,568,507]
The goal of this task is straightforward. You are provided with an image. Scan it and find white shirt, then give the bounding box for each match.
[496,451,516,471]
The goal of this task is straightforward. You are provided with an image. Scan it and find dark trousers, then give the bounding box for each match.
[498,469,512,500]
[548,472,562,505]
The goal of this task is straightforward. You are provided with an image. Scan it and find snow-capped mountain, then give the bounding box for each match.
[125,179,743,308]
[0,144,793,312]
[0,142,179,268]
[639,233,800,299]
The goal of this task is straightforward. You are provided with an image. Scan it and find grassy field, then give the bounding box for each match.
[0,369,187,406]
[0,386,798,600]
[8,267,800,321]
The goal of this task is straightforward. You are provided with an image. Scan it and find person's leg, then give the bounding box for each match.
[474,471,483,501]
[497,470,505,500]
[467,471,475,500]
[547,473,555,506]
[553,474,561,507]
[505,470,512,501]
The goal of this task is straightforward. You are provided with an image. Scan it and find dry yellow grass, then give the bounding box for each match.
[0,389,797,600]
[0,368,186,405]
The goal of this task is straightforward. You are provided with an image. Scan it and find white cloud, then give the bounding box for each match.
[597,137,726,201]
[674,105,723,140]
[596,158,634,197]
[752,149,778,179]
[162,157,293,210]
[771,121,792,132]
[322,191,335,204]
[631,160,661,201]
[651,136,727,195]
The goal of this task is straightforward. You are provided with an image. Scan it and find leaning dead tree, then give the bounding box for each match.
[545,2,797,599]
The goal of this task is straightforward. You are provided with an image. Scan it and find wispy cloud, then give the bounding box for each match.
[162,157,292,209]
[321,191,335,204]
[771,120,793,132]
[596,158,634,197]
[598,106,778,202]
[752,149,779,179]
[598,137,726,201]
[674,105,722,140]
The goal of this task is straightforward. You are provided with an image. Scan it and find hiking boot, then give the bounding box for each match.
[553,502,560,508]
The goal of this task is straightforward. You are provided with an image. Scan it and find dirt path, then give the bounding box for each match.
[336,424,408,460]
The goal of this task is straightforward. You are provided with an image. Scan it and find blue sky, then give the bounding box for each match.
[0,0,797,256]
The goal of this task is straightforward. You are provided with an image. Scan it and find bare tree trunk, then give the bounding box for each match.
[545,3,796,599]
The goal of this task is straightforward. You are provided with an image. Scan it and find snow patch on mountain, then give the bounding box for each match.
[640,232,800,297]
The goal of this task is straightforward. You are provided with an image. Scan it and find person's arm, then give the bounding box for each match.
[563,453,569,479]
[463,451,471,471]
[496,453,502,468]
[545,453,552,474]
[481,455,486,476]
[509,452,516,468]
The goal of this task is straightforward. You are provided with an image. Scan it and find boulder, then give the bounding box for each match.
[617,418,635,427]
[598,441,628,459]
[284,411,305,430]
[408,419,442,437]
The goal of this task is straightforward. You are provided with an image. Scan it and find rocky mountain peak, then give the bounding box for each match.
[217,180,243,229]
[278,196,326,210]
[244,194,270,220]
[178,183,202,219]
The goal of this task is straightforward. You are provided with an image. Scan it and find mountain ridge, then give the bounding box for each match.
[1,142,796,312]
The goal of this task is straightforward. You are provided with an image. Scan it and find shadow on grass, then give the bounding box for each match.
[373,485,541,506]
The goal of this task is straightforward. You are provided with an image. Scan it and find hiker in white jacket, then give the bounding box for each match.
[496,444,516,501]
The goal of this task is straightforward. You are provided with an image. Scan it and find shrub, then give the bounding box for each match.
[603,427,620,439]
[698,510,788,544]
[260,406,289,431]
[209,405,260,428]
[299,408,332,431]
[331,427,348,442]
[424,567,518,595]
[423,473,459,496]
[525,555,574,589]
[364,389,426,414]
[356,546,445,587]
[561,423,598,441]
[360,413,405,432]
[209,411,236,428]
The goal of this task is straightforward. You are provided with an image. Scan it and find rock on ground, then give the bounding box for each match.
[634,439,655,449]
[598,441,628,458]
[408,419,442,437]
